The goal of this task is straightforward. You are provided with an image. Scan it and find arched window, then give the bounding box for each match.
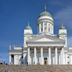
[41,24,43,32]
[44,22,47,32]
[48,24,50,32]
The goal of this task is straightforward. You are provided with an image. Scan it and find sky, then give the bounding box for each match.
[0,0,72,63]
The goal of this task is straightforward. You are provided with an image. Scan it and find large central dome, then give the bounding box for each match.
[40,11,52,17]
[38,6,54,35]
[38,7,53,21]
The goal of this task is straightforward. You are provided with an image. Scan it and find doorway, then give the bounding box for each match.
[44,58,47,65]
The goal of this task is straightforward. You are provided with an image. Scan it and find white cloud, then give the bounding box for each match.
[49,0,72,7]
[49,1,64,6]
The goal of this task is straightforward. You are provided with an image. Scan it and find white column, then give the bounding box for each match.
[40,48,44,65]
[41,48,43,57]
[59,51,61,64]
[27,48,31,64]
[48,48,51,65]
[43,23,44,32]
[39,24,41,33]
[55,48,58,64]
[14,55,19,65]
[61,48,65,64]
[33,47,38,64]
[9,55,11,64]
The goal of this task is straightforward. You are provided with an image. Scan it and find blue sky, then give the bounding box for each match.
[0,0,72,63]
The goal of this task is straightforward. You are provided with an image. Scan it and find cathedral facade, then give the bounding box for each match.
[9,7,72,65]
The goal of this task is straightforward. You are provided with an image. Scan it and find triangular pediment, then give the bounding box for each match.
[36,37,54,42]
[27,35,64,42]
[26,35,65,46]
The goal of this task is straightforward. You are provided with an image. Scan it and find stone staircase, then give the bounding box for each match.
[0,64,72,72]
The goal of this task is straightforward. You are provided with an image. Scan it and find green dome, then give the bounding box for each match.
[60,24,65,29]
[40,11,52,17]
[25,22,32,30]
[26,25,32,29]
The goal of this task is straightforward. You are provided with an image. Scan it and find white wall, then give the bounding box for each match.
[69,55,72,64]
[14,54,21,65]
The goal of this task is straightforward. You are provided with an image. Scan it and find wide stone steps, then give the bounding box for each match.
[0,64,72,72]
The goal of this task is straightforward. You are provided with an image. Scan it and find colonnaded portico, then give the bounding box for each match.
[27,46,64,65]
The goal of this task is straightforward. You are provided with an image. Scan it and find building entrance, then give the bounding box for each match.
[44,58,47,65]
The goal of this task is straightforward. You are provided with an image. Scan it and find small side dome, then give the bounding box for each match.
[60,24,66,29]
[25,23,32,30]
[26,25,32,29]
[59,24,67,35]
[24,23,33,35]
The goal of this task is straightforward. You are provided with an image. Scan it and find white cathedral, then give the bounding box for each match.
[9,7,72,65]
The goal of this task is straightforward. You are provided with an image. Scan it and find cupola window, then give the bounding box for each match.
[44,22,47,32]
[41,24,43,32]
